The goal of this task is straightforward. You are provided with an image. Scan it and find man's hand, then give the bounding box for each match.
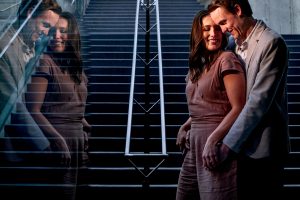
[204,142,234,170]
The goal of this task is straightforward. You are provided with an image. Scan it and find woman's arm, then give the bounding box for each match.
[26,76,71,166]
[202,71,246,169]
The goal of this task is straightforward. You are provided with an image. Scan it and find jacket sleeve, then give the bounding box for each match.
[0,56,18,113]
[223,36,288,154]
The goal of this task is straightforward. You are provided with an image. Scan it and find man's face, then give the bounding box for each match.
[210,6,243,41]
[29,10,60,42]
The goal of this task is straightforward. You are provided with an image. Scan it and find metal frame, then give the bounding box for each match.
[125,0,167,188]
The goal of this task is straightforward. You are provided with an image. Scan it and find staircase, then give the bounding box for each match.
[0,0,299,200]
[282,34,300,200]
[77,0,202,199]
[78,1,300,199]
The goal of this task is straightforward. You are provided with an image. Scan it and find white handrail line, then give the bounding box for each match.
[155,0,167,155]
[125,0,140,155]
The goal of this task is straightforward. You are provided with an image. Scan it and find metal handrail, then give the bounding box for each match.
[125,0,140,155]
[125,1,167,181]
[155,0,167,155]
[125,0,166,157]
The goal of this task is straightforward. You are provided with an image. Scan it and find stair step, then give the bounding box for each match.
[88,137,179,152]
[2,0,300,197]
[76,184,177,200]
[85,112,188,126]
[288,125,300,137]
[88,151,183,168]
[86,101,187,113]
[86,91,187,102]
[89,124,185,138]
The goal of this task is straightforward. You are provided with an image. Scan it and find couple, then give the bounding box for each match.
[0,0,91,200]
[176,0,289,200]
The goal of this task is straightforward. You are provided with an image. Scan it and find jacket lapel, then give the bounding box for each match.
[245,20,267,73]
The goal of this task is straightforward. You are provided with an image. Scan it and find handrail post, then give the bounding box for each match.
[125,0,167,195]
[143,0,151,190]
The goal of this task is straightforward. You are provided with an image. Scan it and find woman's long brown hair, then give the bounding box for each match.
[49,11,83,84]
[60,11,83,84]
[188,10,228,83]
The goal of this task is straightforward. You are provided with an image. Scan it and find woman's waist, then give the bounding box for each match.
[190,115,224,125]
[44,113,83,121]
[45,118,83,129]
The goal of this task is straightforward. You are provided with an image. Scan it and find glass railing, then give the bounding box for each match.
[0,1,21,36]
[0,0,91,135]
[57,0,90,19]
[0,0,46,135]
[0,0,91,35]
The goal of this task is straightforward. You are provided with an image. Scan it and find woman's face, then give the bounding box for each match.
[49,17,68,52]
[202,15,223,51]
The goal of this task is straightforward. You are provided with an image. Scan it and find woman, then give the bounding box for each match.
[26,12,91,200]
[175,10,246,200]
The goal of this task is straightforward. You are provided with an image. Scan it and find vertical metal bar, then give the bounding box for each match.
[125,0,140,155]
[143,0,151,191]
[144,0,151,151]
[154,0,167,155]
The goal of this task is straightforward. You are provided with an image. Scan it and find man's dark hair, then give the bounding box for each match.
[18,0,62,22]
[207,0,253,17]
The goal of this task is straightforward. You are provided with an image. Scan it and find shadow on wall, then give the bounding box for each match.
[0,0,90,34]
[56,0,90,18]
[0,1,20,34]
[197,0,210,8]
[0,1,19,20]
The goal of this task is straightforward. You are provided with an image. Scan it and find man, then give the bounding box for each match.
[0,0,62,162]
[207,0,290,199]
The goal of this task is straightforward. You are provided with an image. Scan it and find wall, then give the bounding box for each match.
[290,0,300,34]
[0,1,20,33]
[197,0,300,34]
[0,0,90,21]
[0,0,299,34]
[249,0,292,34]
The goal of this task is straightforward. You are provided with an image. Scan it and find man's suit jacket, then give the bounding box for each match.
[0,27,49,162]
[223,20,290,159]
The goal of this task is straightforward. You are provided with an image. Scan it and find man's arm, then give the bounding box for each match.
[223,37,288,154]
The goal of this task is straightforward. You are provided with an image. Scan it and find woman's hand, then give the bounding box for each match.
[83,130,90,151]
[176,126,190,154]
[82,118,92,151]
[51,136,71,167]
